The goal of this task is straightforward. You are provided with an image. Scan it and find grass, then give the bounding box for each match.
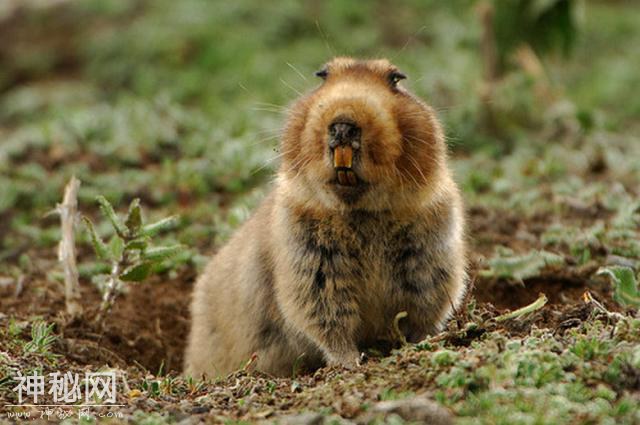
[22,322,58,359]
[0,0,639,423]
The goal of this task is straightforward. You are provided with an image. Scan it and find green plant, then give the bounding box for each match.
[379,387,414,401]
[23,322,57,358]
[480,247,564,282]
[83,196,185,320]
[597,266,640,308]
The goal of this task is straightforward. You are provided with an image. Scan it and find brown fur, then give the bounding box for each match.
[185,57,467,378]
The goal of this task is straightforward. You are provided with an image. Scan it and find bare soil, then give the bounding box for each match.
[0,204,612,376]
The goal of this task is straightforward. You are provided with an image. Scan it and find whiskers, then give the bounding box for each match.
[315,20,336,57]
[407,155,428,184]
[280,78,303,97]
[250,102,290,115]
[389,26,427,63]
[247,130,282,148]
[286,62,308,82]
[251,147,296,176]
[288,155,313,183]
[403,134,431,146]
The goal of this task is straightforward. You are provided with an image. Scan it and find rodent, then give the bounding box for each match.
[184,57,467,378]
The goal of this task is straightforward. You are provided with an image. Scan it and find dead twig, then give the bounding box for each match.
[495,293,548,322]
[392,311,408,346]
[56,176,83,317]
[582,291,625,321]
[14,275,25,297]
[96,261,121,326]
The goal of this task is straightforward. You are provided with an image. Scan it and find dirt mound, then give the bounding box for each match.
[1,270,193,374]
[0,204,616,376]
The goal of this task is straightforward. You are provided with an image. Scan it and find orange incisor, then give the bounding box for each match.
[333,145,353,169]
[334,146,357,185]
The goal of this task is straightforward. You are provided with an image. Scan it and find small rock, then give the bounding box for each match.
[606,255,638,269]
[176,416,201,425]
[274,412,324,425]
[359,395,453,425]
[272,413,354,425]
[190,405,210,414]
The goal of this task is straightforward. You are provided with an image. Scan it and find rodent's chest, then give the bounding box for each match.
[280,208,448,338]
[286,210,412,285]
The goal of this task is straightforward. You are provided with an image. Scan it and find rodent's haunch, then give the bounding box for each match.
[185,57,467,377]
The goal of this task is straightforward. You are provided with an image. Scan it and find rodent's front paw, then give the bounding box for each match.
[327,351,361,370]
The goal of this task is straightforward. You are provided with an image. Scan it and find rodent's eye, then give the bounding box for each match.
[315,68,328,80]
[388,71,407,87]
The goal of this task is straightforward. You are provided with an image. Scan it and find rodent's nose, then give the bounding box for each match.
[328,121,361,149]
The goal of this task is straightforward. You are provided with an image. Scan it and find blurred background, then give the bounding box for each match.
[1,2,640,419]
[0,0,638,277]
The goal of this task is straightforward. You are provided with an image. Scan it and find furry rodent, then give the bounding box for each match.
[185,57,467,377]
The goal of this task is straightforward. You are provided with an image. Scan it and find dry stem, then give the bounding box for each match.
[57,176,83,317]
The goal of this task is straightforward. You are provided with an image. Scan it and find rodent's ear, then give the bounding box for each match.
[388,71,407,86]
[315,67,328,80]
